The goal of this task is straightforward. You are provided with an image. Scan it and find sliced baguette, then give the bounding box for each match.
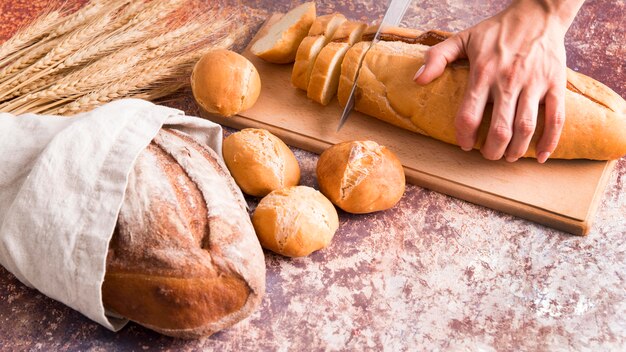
[292,14,347,90]
[307,42,352,105]
[251,2,316,64]
[338,39,626,160]
[306,21,367,105]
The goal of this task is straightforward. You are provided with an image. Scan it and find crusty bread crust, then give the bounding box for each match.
[317,141,405,214]
[252,186,339,257]
[223,128,301,197]
[338,39,626,160]
[103,129,266,339]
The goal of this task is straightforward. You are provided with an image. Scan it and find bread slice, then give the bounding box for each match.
[291,14,347,90]
[251,2,316,64]
[306,21,367,105]
[307,42,352,105]
[329,20,367,44]
[308,13,347,37]
[339,39,626,160]
[337,41,370,107]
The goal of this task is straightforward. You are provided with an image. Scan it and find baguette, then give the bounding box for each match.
[103,129,266,338]
[251,2,316,64]
[338,38,626,160]
[292,14,347,90]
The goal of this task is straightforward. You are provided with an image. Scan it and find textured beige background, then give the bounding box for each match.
[0,0,624,351]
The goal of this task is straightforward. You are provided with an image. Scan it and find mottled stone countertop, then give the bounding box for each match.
[1,0,625,351]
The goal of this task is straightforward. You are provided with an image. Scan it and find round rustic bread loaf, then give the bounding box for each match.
[316,140,405,214]
[103,128,266,339]
[191,49,261,117]
[252,186,339,257]
[223,128,300,197]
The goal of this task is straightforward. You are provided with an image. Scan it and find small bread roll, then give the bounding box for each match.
[191,49,261,117]
[252,186,339,257]
[317,141,405,214]
[223,128,300,197]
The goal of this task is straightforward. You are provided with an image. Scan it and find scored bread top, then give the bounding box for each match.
[340,141,384,199]
[104,129,266,338]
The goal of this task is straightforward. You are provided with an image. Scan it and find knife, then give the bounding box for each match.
[336,0,412,132]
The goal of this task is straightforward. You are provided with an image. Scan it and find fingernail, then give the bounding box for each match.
[413,65,425,81]
[505,155,518,163]
[460,145,473,152]
[537,152,550,164]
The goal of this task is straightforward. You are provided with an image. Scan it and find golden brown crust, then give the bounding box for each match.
[191,50,261,117]
[316,141,405,214]
[104,129,266,339]
[222,128,300,197]
[339,40,626,160]
[252,186,339,257]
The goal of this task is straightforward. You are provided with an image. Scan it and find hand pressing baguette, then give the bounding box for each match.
[338,37,626,160]
[103,129,265,339]
[414,0,590,162]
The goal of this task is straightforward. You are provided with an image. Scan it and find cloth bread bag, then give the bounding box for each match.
[0,99,224,331]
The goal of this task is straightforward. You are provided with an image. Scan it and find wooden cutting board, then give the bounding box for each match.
[202,14,616,235]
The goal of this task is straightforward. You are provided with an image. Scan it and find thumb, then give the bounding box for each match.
[414,35,465,85]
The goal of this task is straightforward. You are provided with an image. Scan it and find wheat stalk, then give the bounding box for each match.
[0,1,108,69]
[0,0,256,116]
[0,1,131,99]
[0,10,63,66]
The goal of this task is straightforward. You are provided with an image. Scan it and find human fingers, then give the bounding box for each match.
[536,85,566,163]
[504,86,542,162]
[454,62,491,151]
[413,35,465,85]
[480,85,519,160]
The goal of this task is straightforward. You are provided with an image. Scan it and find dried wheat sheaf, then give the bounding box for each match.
[0,0,253,115]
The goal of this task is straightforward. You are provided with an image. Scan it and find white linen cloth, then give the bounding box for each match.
[0,99,223,331]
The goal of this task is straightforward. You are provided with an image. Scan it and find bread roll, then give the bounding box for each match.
[223,128,300,197]
[338,37,626,160]
[191,49,261,117]
[103,129,266,339]
[252,186,339,257]
[316,141,405,214]
[251,2,316,64]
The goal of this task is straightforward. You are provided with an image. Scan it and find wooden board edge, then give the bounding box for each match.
[582,159,618,235]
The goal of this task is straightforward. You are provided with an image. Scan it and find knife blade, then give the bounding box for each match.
[336,0,412,132]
